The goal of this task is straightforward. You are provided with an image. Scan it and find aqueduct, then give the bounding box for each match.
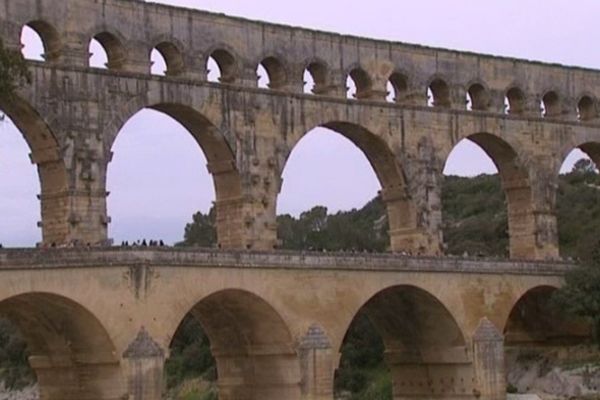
[0,0,599,399]
[0,248,590,400]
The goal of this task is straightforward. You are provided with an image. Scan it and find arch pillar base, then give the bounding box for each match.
[214,196,277,250]
[385,348,475,400]
[299,325,334,400]
[215,351,302,400]
[389,228,442,256]
[356,89,388,101]
[507,210,559,261]
[123,328,166,400]
[381,187,442,255]
[397,90,427,106]
[40,190,108,246]
[504,176,559,260]
[30,356,125,400]
[472,318,506,400]
[312,84,346,98]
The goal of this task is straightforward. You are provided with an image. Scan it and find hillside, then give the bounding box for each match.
[1,166,599,399]
[180,166,600,260]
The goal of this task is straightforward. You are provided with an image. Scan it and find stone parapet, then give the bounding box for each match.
[0,248,574,275]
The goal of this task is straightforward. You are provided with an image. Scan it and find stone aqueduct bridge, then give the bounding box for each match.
[0,0,597,399]
[0,249,588,400]
[1,0,600,259]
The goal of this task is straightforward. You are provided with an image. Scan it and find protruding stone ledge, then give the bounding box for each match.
[0,247,574,275]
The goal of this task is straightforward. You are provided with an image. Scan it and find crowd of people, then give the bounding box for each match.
[119,239,166,247]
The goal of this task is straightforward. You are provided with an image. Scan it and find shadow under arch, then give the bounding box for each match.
[303,58,330,94]
[336,285,469,399]
[89,29,127,70]
[205,45,240,83]
[554,141,600,258]
[0,94,69,246]
[257,54,289,90]
[22,20,62,62]
[168,289,301,400]
[107,102,243,249]
[445,132,537,259]
[280,121,426,253]
[0,292,123,399]
[502,285,593,395]
[561,142,600,172]
[503,285,591,346]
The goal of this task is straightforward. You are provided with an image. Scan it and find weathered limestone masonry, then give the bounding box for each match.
[0,249,589,400]
[1,0,600,258]
[0,1,597,399]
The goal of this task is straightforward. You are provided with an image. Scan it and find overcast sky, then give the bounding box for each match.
[0,0,597,246]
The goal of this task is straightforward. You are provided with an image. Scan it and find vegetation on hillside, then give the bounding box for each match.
[442,174,508,257]
[178,198,390,252]
[1,161,599,398]
[556,159,600,260]
[0,38,30,108]
[552,245,600,343]
[180,161,600,260]
[0,319,34,389]
[164,316,218,400]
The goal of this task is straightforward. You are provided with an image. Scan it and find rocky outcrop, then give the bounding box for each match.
[0,384,38,400]
[507,346,600,399]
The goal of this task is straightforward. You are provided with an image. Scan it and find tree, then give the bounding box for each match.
[0,38,31,120]
[552,243,600,343]
[572,158,598,175]
[177,207,217,247]
[0,39,30,98]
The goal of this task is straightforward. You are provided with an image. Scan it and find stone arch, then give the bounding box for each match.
[0,292,124,400]
[337,284,470,399]
[88,28,127,70]
[427,76,451,107]
[303,58,330,94]
[168,289,301,400]
[346,65,373,99]
[572,142,600,168]
[22,20,62,62]
[205,45,239,83]
[502,285,593,395]
[0,93,69,245]
[342,284,467,353]
[503,285,591,345]
[577,94,597,121]
[387,70,409,103]
[541,89,562,117]
[466,80,490,110]
[257,54,289,90]
[150,37,186,76]
[505,86,526,115]
[280,120,424,253]
[557,141,600,176]
[106,101,243,249]
[444,132,536,259]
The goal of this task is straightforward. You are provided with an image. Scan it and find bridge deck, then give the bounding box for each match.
[0,248,573,275]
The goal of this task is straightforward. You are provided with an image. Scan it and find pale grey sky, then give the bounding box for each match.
[0,0,596,246]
